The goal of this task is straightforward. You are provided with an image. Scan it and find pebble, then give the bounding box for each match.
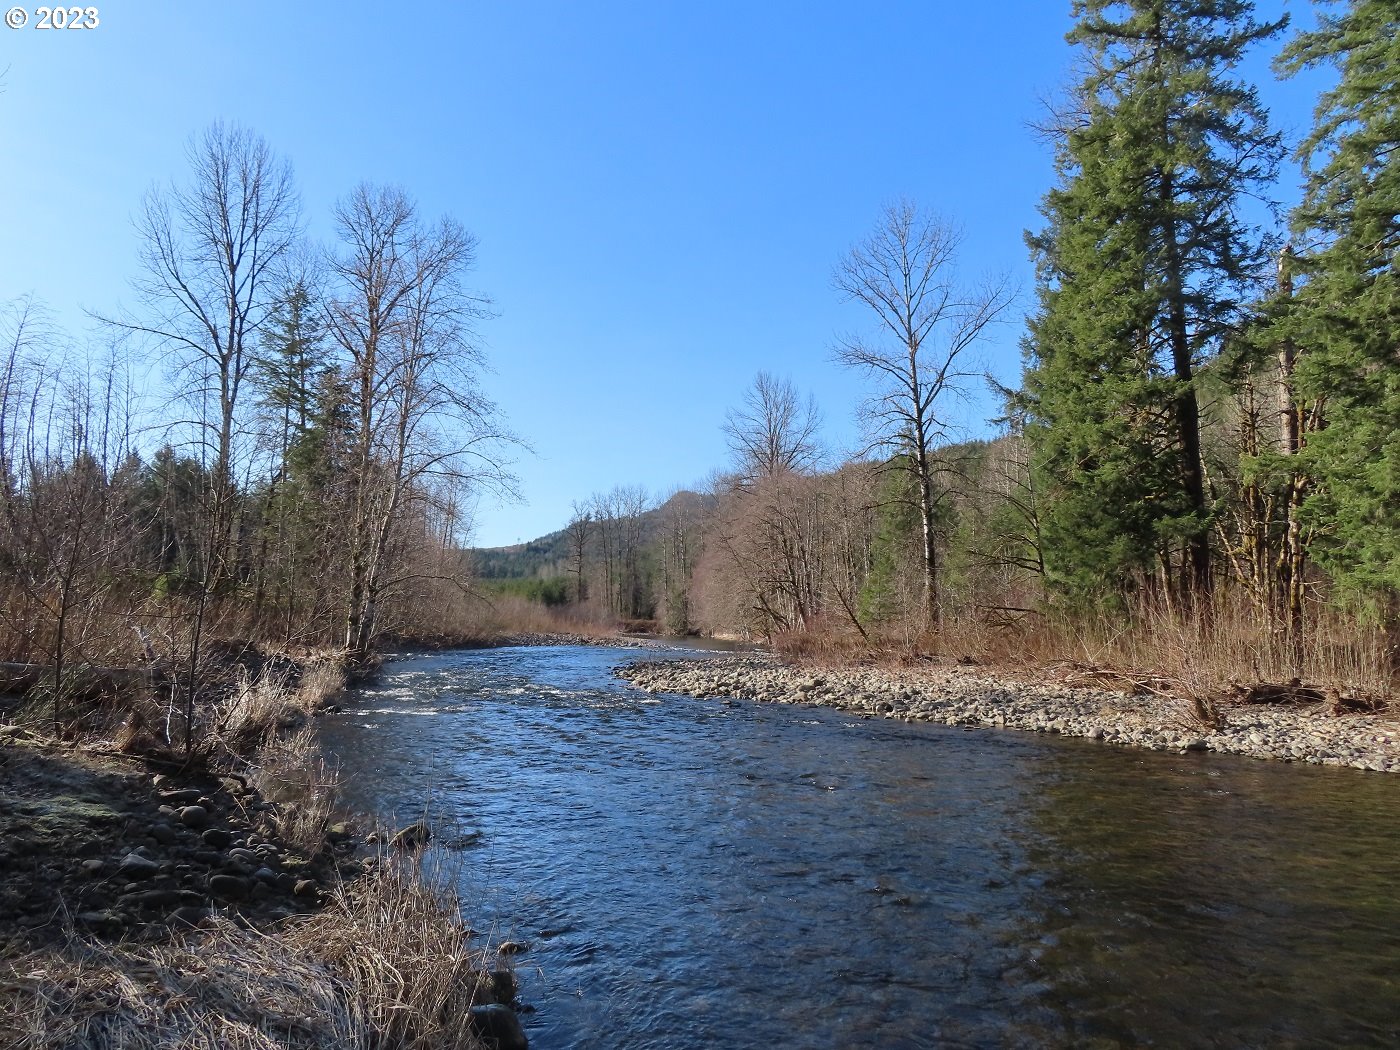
[617,657,1400,774]
[117,853,160,879]
[178,806,209,829]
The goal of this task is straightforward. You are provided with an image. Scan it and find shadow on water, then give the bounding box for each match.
[318,645,1400,1049]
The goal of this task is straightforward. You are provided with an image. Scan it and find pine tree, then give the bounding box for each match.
[1021,0,1284,605]
[256,279,328,482]
[1278,0,1400,621]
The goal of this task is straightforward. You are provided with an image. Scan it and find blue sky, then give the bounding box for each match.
[2,1,1325,546]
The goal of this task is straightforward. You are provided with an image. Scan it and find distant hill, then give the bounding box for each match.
[469,490,715,579]
[469,529,571,579]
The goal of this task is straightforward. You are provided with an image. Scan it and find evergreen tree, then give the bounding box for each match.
[1278,0,1400,620]
[256,279,329,481]
[1021,0,1284,605]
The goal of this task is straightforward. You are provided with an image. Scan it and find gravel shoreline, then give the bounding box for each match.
[617,656,1400,774]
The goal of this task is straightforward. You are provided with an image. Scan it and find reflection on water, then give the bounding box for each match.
[318,645,1400,1049]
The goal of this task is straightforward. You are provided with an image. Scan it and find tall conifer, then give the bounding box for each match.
[1022,0,1284,604]
[1278,0,1400,619]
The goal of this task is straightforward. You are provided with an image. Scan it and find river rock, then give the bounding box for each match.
[119,888,181,909]
[391,820,431,850]
[489,968,519,1003]
[117,853,160,879]
[209,874,250,900]
[468,1004,529,1050]
[178,805,209,829]
[201,828,233,848]
[76,910,125,934]
[149,821,178,845]
[159,788,203,807]
[168,906,212,927]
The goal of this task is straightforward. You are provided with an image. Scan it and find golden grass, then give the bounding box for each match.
[0,862,497,1050]
[777,594,1396,704]
[247,725,340,856]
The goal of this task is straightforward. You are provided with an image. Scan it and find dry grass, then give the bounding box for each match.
[247,726,340,856]
[475,594,623,642]
[296,657,347,710]
[0,862,496,1050]
[219,667,299,746]
[776,595,1396,706]
[285,856,498,1049]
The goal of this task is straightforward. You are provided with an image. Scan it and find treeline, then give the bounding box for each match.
[1,123,510,726]
[511,0,1400,689]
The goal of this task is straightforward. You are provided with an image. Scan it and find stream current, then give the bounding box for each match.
[318,644,1400,1048]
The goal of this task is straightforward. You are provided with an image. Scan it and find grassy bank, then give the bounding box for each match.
[0,644,523,1050]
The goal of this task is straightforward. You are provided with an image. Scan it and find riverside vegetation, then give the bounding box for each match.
[479,0,1400,722]
[0,650,528,1050]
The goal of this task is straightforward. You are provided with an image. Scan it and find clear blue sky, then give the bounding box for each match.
[2,1,1324,546]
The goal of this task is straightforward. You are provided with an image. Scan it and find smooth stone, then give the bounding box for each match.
[117,854,160,879]
[209,874,250,900]
[149,822,177,845]
[178,806,209,829]
[119,888,181,908]
[168,906,212,927]
[489,968,519,1003]
[159,788,203,806]
[201,828,233,848]
[468,1004,528,1050]
[76,910,124,932]
[391,821,431,850]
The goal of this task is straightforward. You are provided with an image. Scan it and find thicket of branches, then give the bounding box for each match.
[1,123,513,738]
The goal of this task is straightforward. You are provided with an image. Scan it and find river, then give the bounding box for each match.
[317,644,1400,1048]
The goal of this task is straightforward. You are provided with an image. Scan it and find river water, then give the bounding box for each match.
[318,644,1400,1048]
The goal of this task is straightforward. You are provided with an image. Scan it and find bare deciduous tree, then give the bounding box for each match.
[565,500,592,605]
[112,122,300,585]
[325,183,513,661]
[722,371,823,482]
[834,200,1014,629]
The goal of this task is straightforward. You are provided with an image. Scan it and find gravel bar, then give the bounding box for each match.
[617,656,1400,773]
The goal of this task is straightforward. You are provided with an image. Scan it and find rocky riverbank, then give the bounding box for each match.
[0,648,529,1049]
[0,725,357,950]
[618,656,1400,773]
